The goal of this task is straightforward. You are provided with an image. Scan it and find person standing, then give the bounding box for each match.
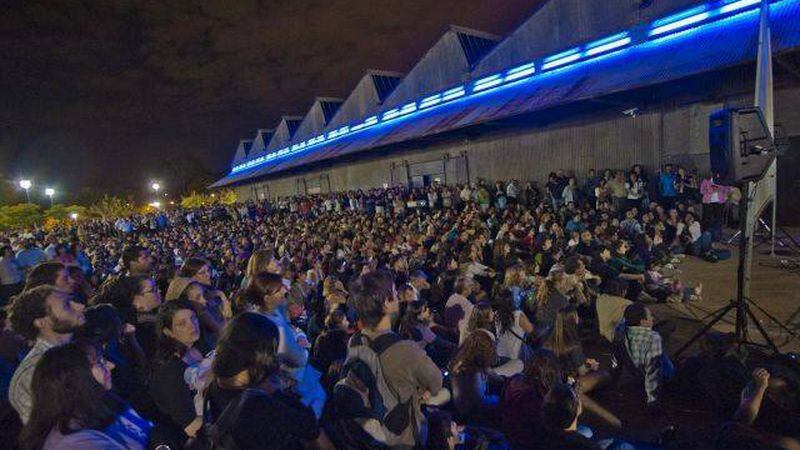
[700,172,731,242]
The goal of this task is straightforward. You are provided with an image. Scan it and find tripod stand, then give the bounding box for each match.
[674,182,798,359]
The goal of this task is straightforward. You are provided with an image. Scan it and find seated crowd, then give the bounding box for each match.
[0,164,797,449]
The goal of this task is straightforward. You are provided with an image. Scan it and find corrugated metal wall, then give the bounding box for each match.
[235,86,800,201]
[474,0,704,78]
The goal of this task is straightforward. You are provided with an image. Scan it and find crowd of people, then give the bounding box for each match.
[0,163,797,449]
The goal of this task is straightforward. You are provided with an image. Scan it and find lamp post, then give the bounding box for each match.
[19,179,32,203]
[45,188,55,206]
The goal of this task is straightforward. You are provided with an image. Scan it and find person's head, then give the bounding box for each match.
[212,312,280,388]
[94,275,161,323]
[9,285,85,342]
[467,301,495,334]
[492,288,516,332]
[453,276,473,296]
[348,270,397,330]
[596,246,612,262]
[546,305,580,358]
[324,308,350,332]
[178,257,213,286]
[21,341,120,450]
[156,299,199,359]
[624,303,654,328]
[25,262,74,293]
[397,284,418,304]
[246,249,281,278]
[122,245,152,275]
[449,329,496,375]
[76,304,123,348]
[409,270,430,291]
[237,271,286,313]
[522,348,564,397]
[563,256,584,276]
[541,383,582,431]
[426,410,461,450]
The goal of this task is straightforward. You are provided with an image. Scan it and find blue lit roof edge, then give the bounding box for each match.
[227,0,784,176]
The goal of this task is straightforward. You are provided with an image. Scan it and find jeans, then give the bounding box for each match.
[690,231,713,255]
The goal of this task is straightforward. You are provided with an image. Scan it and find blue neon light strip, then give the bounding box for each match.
[504,62,536,81]
[230,0,777,174]
[473,74,504,91]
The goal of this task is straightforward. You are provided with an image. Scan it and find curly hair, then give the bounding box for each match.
[9,285,58,341]
[448,329,496,375]
[24,262,65,291]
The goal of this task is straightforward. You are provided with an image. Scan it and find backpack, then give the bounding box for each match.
[331,331,416,446]
[202,388,268,450]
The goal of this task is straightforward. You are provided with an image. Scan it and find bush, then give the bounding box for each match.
[0,204,43,230]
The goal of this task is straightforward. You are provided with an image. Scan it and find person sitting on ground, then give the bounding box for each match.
[333,270,442,448]
[612,303,674,408]
[501,348,563,449]
[729,367,800,449]
[23,261,75,294]
[205,312,333,449]
[545,305,621,429]
[20,341,152,450]
[449,328,503,428]
[9,286,85,424]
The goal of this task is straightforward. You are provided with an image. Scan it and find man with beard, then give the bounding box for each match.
[8,285,85,423]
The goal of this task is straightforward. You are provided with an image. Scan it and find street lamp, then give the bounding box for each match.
[151,182,160,193]
[45,188,55,206]
[19,179,32,203]
[70,212,79,221]
[149,201,161,209]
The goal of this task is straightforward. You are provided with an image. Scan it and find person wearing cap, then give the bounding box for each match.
[407,269,431,301]
[165,277,219,348]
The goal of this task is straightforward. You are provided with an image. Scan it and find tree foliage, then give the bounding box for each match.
[180,189,237,208]
[87,195,136,219]
[0,204,43,230]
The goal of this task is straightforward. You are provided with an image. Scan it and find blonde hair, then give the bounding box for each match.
[245,249,276,279]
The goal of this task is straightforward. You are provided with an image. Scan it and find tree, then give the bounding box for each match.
[88,195,136,219]
[0,204,43,230]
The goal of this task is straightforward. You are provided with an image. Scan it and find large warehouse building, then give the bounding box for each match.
[212,0,800,222]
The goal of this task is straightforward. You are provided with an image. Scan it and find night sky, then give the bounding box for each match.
[1,0,545,199]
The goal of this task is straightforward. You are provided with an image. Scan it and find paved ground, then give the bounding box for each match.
[583,237,800,448]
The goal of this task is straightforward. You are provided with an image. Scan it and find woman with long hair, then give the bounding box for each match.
[178,257,232,343]
[501,348,563,448]
[92,275,162,360]
[448,329,502,427]
[21,341,152,450]
[236,271,325,417]
[399,300,456,369]
[242,249,281,288]
[493,289,535,363]
[205,312,332,449]
[311,308,350,392]
[544,305,620,429]
[149,300,208,444]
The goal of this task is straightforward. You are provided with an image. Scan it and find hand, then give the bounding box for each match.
[753,367,770,390]
[122,323,136,335]
[586,358,601,371]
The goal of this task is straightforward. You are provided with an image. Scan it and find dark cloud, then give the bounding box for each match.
[0,0,544,198]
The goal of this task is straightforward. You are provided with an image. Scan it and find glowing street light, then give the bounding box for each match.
[19,179,32,203]
[149,201,161,208]
[151,182,161,193]
[70,212,79,221]
[45,188,55,206]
